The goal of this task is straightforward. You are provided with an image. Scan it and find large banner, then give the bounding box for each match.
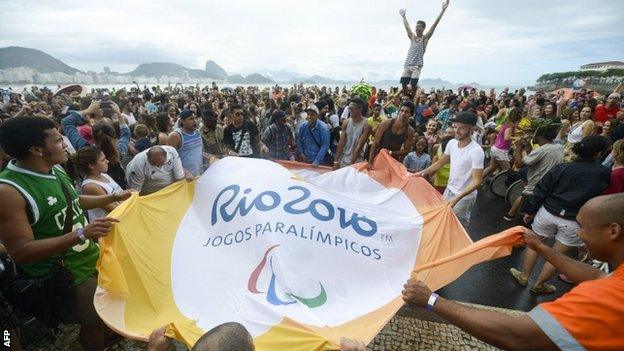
[95,151,523,350]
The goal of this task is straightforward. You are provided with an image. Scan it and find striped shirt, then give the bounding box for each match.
[404,36,425,67]
[176,128,203,176]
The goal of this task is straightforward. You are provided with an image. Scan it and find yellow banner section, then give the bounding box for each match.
[96,181,204,348]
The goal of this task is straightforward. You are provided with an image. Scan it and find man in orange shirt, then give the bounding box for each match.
[403,193,624,350]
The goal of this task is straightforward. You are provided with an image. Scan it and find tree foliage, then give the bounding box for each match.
[537,69,624,82]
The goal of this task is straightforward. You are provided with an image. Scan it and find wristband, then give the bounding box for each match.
[426,292,439,312]
[77,228,87,243]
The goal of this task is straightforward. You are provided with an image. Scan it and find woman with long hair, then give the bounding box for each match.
[423,119,441,152]
[542,101,558,121]
[61,100,130,188]
[483,107,522,178]
[67,146,123,221]
[91,123,129,188]
[156,112,174,145]
[564,106,595,160]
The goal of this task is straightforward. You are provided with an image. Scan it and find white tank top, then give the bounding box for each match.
[81,173,122,221]
[567,120,591,144]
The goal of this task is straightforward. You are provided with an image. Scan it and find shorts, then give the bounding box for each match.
[401,65,422,80]
[0,291,19,330]
[61,276,101,326]
[532,206,582,247]
[443,188,476,228]
[490,145,510,162]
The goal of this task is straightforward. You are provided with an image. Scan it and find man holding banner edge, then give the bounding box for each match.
[403,193,624,351]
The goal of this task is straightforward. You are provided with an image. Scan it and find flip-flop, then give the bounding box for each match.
[530,283,557,295]
[558,273,573,284]
[509,268,528,287]
[503,214,515,221]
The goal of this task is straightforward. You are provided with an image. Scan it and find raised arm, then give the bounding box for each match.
[425,0,450,39]
[367,119,391,168]
[333,119,350,169]
[399,9,415,40]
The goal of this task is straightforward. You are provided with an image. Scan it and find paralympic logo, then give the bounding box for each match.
[247,245,327,308]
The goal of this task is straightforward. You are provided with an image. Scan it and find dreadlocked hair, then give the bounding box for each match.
[66,145,102,181]
[92,123,120,164]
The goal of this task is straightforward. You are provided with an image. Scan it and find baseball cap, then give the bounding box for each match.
[450,111,478,126]
[304,105,319,115]
[179,109,195,120]
[422,108,434,117]
[145,102,157,114]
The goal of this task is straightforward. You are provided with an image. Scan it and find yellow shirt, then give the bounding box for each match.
[367,115,387,143]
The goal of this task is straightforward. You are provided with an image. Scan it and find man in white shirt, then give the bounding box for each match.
[126,145,192,195]
[416,111,484,227]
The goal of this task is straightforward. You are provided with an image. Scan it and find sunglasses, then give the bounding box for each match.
[234,112,244,116]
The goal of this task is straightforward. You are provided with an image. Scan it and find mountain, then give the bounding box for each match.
[371,77,455,87]
[0,46,81,74]
[259,69,307,83]
[226,73,274,84]
[128,62,211,79]
[205,60,227,79]
[286,75,349,85]
[226,74,245,84]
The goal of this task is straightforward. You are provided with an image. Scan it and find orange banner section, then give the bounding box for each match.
[412,227,525,291]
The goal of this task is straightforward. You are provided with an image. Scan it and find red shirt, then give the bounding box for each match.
[604,167,624,195]
[594,104,621,123]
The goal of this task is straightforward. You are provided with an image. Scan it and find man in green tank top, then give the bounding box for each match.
[0,116,132,350]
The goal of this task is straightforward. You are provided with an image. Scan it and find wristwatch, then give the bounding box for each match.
[427,292,439,312]
[76,228,87,243]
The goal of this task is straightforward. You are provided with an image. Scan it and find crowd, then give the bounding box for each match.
[0,78,622,350]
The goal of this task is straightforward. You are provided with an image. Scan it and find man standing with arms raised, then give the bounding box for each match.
[399,0,450,96]
[416,111,484,227]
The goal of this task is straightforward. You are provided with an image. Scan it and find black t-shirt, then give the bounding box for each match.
[611,124,624,143]
[223,121,260,157]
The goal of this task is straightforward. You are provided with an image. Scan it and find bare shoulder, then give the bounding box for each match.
[167,130,181,147]
[81,182,107,196]
[380,119,393,128]
[0,183,29,228]
[341,119,349,129]
[0,183,26,210]
[0,183,35,254]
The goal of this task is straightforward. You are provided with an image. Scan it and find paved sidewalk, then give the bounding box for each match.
[20,302,522,350]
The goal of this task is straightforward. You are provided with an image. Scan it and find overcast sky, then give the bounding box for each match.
[1,0,622,85]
